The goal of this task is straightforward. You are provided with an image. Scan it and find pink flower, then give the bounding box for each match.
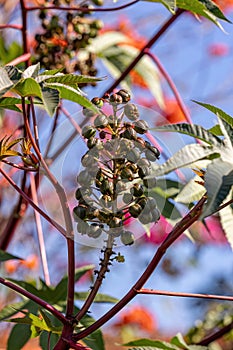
[208,43,229,57]
[143,216,173,245]
[189,216,227,244]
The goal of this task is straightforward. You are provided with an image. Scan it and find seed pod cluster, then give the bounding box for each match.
[33,0,103,82]
[73,90,160,245]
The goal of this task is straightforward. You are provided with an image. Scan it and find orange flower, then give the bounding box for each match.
[129,70,148,89]
[159,98,187,125]
[114,305,156,333]
[213,0,233,10]
[20,254,39,270]
[4,260,19,274]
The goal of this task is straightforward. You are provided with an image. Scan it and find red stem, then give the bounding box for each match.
[19,0,29,66]
[73,196,205,341]
[25,0,140,12]
[198,321,233,346]
[144,49,192,124]
[0,24,22,30]
[0,277,68,324]
[103,8,184,95]
[137,289,233,301]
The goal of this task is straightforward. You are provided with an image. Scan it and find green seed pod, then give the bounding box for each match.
[81,152,96,167]
[91,0,104,6]
[82,125,96,139]
[117,89,131,103]
[73,205,87,221]
[130,184,144,197]
[94,114,109,129]
[136,196,148,209]
[123,192,133,204]
[143,177,157,188]
[86,206,99,220]
[138,212,153,224]
[115,180,128,194]
[133,120,149,134]
[128,162,138,173]
[91,97,104,108]
[137,157,151,168]
[100,194,112,208]
[100,179,114,195]
[151,208,160,222]
[129,203,143,218]
[124,103,139,121]
[121,231,134,246]
[91,19,104,30]
[77,219,90,235]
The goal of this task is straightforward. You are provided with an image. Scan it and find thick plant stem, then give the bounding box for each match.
[73,196,206,341]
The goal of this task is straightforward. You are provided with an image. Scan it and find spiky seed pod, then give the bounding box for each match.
[143,177,157,188]
[129,203,143,218]
[145,147,160,161]
[73,205,87,221]
[110,93,123,104]
[100,179,114,195]
[82,125,96,139]
[121,231,134,245]
[138,212,153,225]
[81,152,96,167]
[121,167,134,180]
[94,114,109,129]
[116,89,131,103]
[124,103,139,121]
[133,120,149,134]
[128,162,138,174]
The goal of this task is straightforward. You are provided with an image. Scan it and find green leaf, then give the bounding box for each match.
[37,73,103,85]
[22,63,40,78]
[0,300,28,321]
[81,313,105,350]
[41,86,60,117]
[75,292,118,303]
[0,67,14,97]
[152,123,223,146]
[142,0,176,13]
[44,83,100,112]
[7,324,31,350]
[39,331,60,350]
[193,101,233,129]
[39,68,64,76]
[124,338,181,349]
[153,144,219,176]
[174,176,206,203]
[14,77,43,98]
[4,66,22,83]
[0,249,21,262]
[0,97,22,112]
[219,188,233,250]
[201,159,233,219]
[208,124,223,136]
[53,265,94,303]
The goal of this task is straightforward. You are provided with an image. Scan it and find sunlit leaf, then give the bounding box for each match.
[0,67,14,97]
[41,86,60,117]
[124,337,181,349]
[37,73,103,85]
[4,65,22,83]
[13,77,43,98]
[193,101,233,128]
[22,63,40,79]
[75,292,118,303]
[219,188,233,250]
[174,176,205,204]
[0,301,28,321]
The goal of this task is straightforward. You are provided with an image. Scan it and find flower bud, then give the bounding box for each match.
[117,89,131,103]
[73,205,87,221]
[82,125,96,139]
[121,231,134,245]
[94,114,109,129]
[124,103,139,121]
[129,203,143,218]
[133,120,149,134]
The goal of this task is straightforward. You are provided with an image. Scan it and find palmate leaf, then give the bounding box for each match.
[0,97,24,112]
[7,324,31,350]
[174,176,206,204]
[193,101,233,128]
[0,67,14,97]
[0,300,28,321]
[0,135,22,160]
[22,63,40,79]
[219,188,233,250]
[41,86,60,117]
[37,73,103,85]
[200,159,233,219]
[0,249,21,262]
[4,66,22,84]
[152,123,223,146]
[75,291,118,303]
[152,143,219,176]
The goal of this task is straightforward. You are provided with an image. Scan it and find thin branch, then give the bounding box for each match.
[212,198,233,215]
[145,49,192,124]
[197,321,233,346]
[73,196,206,341]
[19,0,29,65]
[136,289,233,301]
[7,53,31,66]
[103,8,184,95]
[60,106,83,136]
[44,106,60,159]
[0,167,66,236]
[1,159,37,172]
[30,173,51,285]
[26,0,140,12]
[0,277,68,325]
[0,24,22,30]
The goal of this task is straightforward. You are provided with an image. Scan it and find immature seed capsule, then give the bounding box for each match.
[83,107,96,118]
[91,97,104,108]
[133,120,149,134]
[73,205,87,221]
[126,149,140,163]
[124,103,139,121]
[110,93,123,104]
[121,167,134,180]
[138,165,151,179]
[145,147,160,161]
[137,157,151,168]
[143,177,157,188]
[121,231,135,246]
[88,223,102,238]
[77,219,90,235]
[94,114,108,129]
[82,125,96,139]
[117,89,131,103]
[77,170,93,186]
[109,217,123,228]
[122,192,133,204]
[138,212,154,224]
[121,127,137,140]
[129,203,143,218]
[151,208,160,222]
[81,153,96,167]
[130,184,144,197]
[87,137,101,149]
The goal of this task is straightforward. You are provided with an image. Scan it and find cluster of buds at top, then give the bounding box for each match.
[33,0,103,80]
[73,90,160,246]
